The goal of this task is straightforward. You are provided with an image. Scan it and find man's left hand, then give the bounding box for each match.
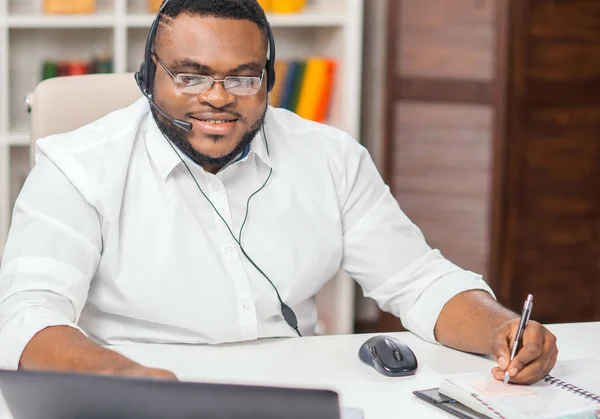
[490,319,558,385]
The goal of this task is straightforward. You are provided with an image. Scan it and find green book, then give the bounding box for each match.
[287,60,307,113]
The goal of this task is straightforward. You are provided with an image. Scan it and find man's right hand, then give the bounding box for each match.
[20,326,178,381]
[101,364,178,380]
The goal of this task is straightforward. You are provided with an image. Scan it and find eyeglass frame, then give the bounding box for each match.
[151,51,265,96]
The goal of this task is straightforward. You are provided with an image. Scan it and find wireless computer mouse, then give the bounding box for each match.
[358,335,418,377]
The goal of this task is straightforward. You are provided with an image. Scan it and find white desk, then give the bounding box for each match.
[1,322,598,418]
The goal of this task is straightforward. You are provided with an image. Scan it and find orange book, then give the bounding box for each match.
[257,0,272,12]
[271,0,306,13]
[148,0,163,12]
[314,59,336,123]
[44,0,95,14]
[296,58,328,121]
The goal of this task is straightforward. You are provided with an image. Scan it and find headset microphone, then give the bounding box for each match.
[135,72,193,132]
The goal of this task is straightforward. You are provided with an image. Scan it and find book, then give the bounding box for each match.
[271,0,307,14]
[295,57,328,121]
[44,0,96,14]
[148,0,163,12]
[277,60,300,111]
[269,60,289,108]
[433,358,600,419]
[314,58,336,123]
[286,60,307,112]
[269,57,336,122]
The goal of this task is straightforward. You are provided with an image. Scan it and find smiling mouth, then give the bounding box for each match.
[190,117,239,135]
[202,120,235,124]
[191,117,239,122]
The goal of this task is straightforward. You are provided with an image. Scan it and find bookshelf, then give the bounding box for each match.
[0,0,364,259]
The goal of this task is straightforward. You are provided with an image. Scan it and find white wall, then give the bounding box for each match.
[354,0,389,324]
[361,0,387,170]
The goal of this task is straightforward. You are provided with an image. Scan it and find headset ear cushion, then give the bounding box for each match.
[267,60,275,92]
[138,63,146,86]
[144,59,157,95]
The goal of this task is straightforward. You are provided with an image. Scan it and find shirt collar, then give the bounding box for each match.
[144,108,274,182]
[145,112,183,182]
[235,143,251,163]
[247,122,273,169]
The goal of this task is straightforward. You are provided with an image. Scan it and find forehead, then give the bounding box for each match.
[157,14,267,66]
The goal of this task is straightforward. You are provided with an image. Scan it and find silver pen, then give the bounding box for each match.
[504,294,534,384]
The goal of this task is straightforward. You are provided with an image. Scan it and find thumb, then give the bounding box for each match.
[490,323,513,371]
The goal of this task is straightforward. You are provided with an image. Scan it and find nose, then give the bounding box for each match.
[197,81,235,109]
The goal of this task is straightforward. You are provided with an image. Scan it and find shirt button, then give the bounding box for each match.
[211,183,220,191]
[224,244,234,253]
[242,302,252,311]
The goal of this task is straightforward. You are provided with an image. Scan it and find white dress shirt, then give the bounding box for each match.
[0,98,493,369]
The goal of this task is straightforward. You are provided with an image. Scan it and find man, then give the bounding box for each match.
[0,0,556,384]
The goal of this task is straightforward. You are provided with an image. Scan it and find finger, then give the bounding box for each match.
[491,366,506,381]
[535,338,558,379]
[506,322,544,376]
[490,323,514,371]
[537,331,558,376]
[508,331,557,384]
[150,368,179,380]
[508,344,557,385]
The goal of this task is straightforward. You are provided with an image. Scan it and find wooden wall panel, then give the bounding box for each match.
[392,103,492,278]
[497,0,600,322]
[378,0,499,332]
[398,0,495,80]
[377,0,600,333]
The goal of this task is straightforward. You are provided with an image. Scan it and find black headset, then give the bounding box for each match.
[134,0,301,337]
[135,0,277,97]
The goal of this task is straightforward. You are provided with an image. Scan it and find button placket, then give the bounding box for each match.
[208,178,234,231]
[207,173,257,340]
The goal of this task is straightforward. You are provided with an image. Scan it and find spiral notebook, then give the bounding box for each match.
[436,358,600,419]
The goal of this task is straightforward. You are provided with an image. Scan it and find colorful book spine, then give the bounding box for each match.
[44,0,96,14]
[296,58,328,121]
[269,57,336,123]
[278,60,300,111]
[270,0,307,13]
[41,56,114,80]
[269,60,288,108]
[314,59,336,123]
[286,60,307,112]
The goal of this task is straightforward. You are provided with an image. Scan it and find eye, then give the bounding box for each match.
[226,78,244,88]
[178,75,205,86]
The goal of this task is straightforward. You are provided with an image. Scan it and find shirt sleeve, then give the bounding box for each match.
[0,153,101,369]
[338,137,495,344]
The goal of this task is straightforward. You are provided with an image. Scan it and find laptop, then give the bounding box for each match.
[0,369,348,419]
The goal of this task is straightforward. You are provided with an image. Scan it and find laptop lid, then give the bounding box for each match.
[0,369,341,419]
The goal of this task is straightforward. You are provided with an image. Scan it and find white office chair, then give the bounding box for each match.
[27,73,355,335]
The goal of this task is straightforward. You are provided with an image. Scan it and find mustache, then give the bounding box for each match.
[185,109,244,121]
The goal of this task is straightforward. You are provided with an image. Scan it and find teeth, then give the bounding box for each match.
[204,120,231,124]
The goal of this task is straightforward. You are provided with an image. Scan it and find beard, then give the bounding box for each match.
[151,104,267,168]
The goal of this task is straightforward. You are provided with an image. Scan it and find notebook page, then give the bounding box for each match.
[487,377,599,419]
[442,358,600,419]
[547,358,600,398]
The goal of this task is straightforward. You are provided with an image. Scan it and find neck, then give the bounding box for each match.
[203,164,222,174]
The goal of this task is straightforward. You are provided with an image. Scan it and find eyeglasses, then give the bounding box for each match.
[152,52,264,96]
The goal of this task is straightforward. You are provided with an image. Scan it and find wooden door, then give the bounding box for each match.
[378,0,600,331]
[378,0,500,331]
[496,0,600,322]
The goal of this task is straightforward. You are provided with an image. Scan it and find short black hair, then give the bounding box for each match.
[154,0,269,49]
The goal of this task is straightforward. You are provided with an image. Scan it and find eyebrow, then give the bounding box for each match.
[170,58,264,74]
